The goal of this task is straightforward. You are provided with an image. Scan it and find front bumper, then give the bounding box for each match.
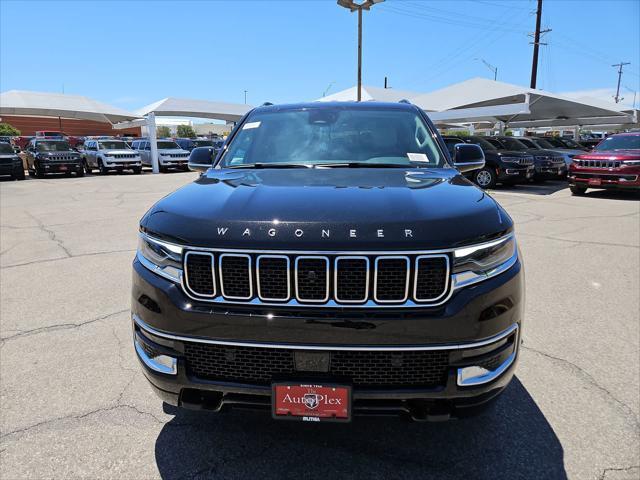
[104,159,142,168]
[534,164,566,179]
[497,165,534,182]
[0,162,22,175]
[41,162,83,173]
[131,256,524,420]
[569,167,640,190]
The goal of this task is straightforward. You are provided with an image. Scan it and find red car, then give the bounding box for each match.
[568,132,640,195]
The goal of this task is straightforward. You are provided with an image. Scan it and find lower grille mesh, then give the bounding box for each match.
[184,343,449,387]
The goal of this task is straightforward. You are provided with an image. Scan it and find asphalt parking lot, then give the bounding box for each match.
[0,172,638,480]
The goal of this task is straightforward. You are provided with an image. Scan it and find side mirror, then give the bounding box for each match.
[453,143,485,173]
[188,147,215,173]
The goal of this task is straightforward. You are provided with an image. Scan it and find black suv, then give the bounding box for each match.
[132,102,524,423]
[490,136,565,181]
[175,138,216,152]
[0,142,25,180]
[443,136,534,188]
[24,139,84,178]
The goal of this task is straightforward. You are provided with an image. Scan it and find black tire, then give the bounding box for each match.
[570,185,587,196]
[474,168,497,189]
[159,165,168,173]
[34,163,44,178]
[28,168,36,178]
[133,167,142,174]
[98,159,108,175]
[76,167,85,177]
[15,168,25,181]
[84,160,92,174]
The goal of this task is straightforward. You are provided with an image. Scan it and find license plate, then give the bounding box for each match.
[589,178,602,186]
[272,383,351,422]
[59,166,67,171]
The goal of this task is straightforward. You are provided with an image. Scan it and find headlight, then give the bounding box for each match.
[623,160,640,166]
[452,234,517,288]
[137,233,183,282]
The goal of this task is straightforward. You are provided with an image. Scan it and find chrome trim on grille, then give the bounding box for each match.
[256,254,291,302]
[334,256,370,304]
[133,313,519,352]
[373,256,410,303]
[183,251,216,298]
[218,253,253,300]
[294,256,330,303]
[457,351,517,387]
[413,254,450,302]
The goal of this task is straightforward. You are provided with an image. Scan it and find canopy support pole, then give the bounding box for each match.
[147,112,159,174]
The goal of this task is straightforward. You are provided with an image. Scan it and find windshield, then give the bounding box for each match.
[36,141,71,152]
[192,139,213,147]
[594,135,640,151]
[157,141,180,150]
[532,138,555,149]
[0,143,14,154]
[499,138,528,151]
[220,106,444,168]
[559,138,581,148]
[99,141,130,150]
[468,136,497,151]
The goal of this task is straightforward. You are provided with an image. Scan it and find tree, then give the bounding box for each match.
[156,126,171,138]
[0,123,21,136]
[176,125,197,138]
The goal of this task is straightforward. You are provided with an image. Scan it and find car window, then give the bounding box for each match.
[220,106,445,167]
[99,141,130,150]
[468,136,497,151]
[498,138,528,151]
[594,135,640,151]
[518,138,537,149]
[36,141,71,152]
[0,143,14,154]
[157,141,180,149]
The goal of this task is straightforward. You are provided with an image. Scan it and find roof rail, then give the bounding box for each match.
[261,102,274,106]
[398,99,412,104]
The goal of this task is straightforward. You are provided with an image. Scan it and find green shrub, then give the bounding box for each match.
[0,123,20,136]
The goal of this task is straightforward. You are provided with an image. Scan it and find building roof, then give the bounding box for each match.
[0,90,139,123]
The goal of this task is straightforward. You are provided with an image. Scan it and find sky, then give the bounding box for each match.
[1,0,639,115]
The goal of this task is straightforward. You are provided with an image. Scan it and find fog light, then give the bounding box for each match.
[457,351,516,387]
[134,336,177,375]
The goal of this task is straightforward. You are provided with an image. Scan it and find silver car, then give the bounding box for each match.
[131,139,190,172]
[83,139,142,174]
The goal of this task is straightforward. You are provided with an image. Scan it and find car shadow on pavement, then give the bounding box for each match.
[495,181,569,196]
[154,377,566,480]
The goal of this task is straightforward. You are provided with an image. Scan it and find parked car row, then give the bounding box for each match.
[443,135,566,188]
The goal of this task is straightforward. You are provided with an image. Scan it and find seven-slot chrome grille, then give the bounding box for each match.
[575,159,622,169]
[182,250,450,307]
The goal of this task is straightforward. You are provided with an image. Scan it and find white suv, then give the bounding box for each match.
[131,139,190,172]
[83,139,142,174]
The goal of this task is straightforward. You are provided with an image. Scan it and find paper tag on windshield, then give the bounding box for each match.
[242,121,261,130]
[407,153,429,162]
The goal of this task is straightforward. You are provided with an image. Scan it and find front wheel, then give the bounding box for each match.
[84,160,92,174]
[133,167,142,174]
[570,184,587,196]
[14,168,26,180]
[98,159,108,175]
[76,167,85,177]
[34,163,44,178]
[474,168,497,189]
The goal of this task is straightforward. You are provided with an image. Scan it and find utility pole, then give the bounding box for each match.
[612,62,630,103]
[384,76,388,89]
[529,0,551,89]
[244,90,247,105]
[476,58,497,81]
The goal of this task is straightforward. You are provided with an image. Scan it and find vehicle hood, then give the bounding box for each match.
[141,168,512,250]
[575,150,640,161]
[495,150,533,157]
[104,149,138,155]
[158,149,189,155]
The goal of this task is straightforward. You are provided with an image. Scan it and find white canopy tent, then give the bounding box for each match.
[317,85,420,103]
[113,97,252,173]
[0,90,139,124]
[411,78,636,131]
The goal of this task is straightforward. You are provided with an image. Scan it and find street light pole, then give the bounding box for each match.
[337,0,384,102]
[357,7,362,101]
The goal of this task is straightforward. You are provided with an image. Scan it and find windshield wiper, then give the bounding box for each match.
[313,162,414,168]
[224,163,313,169]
